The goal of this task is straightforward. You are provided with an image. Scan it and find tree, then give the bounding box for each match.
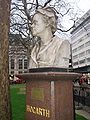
[0,0,11,120]
[10,0,82,66]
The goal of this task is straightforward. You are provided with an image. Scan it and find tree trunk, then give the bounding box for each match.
[0,0,11,120]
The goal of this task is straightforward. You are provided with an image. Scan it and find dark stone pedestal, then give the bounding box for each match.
[16,68,81,120]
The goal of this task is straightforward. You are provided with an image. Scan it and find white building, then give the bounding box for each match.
[71,10,90,73]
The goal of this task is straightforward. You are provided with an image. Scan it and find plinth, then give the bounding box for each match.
[16,68,81,120]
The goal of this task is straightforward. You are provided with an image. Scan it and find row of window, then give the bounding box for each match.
[73,52,85,59]
[71,21,90,40]
[10,59,28,70]
[72,34,89,47]
[10,70,28,75]
[73,58,90,66]
[73,49,90,60]
[72,41,90,53]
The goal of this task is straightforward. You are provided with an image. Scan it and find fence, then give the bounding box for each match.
[74,85,90,109]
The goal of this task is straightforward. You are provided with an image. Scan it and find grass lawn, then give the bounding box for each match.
[76,114,87,120]
[10,84,87,120]
[10,84,26,120]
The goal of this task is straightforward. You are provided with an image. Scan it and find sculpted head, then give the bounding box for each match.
[31,7,57,37]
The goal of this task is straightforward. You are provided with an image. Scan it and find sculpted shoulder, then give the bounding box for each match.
[52,36,63,47]
[53,36,70,47]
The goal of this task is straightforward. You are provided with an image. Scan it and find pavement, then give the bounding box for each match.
[75,109,90,120]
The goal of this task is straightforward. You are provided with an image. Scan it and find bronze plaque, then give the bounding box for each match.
[31,88,44,101]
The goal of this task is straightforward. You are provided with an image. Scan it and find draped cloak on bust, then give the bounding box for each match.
[29,36,70,68]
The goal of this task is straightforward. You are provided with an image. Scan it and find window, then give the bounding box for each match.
[78,44,84,50]
[79,52,85,58]
[85,41,90,47]
[19,59,23,69]
[18,71,22,74]
[72,41,78,47]
[84,23,90,31]
[24,71,27,73]
[87,58,90,62]
[72,48,77,53]
[73,61,78,66]
[79,59,85,64]
[11,71,14,74]
[73,55,78,60]
[11,59,14,69]
[24,59,28,69]
[79,38,83,43]
[86,49,90,55]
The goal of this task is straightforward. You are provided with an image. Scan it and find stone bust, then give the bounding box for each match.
[29,7,70,68]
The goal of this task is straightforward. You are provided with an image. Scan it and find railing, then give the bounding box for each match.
[74,85,90,107]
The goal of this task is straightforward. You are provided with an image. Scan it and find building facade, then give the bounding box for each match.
[71,10,90,73]
[9,34,28,75]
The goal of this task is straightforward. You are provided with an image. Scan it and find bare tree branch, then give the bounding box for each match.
[36,0,39,9]
[62,8,72,17]
[44,0,52,7]
[10,0,82,58]
[22,0,31,20]
[57,20,75,32]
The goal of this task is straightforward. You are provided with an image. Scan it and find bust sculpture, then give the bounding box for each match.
[29,7,70,68]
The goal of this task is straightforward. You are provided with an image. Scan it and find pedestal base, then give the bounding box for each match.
[16,70,81,120]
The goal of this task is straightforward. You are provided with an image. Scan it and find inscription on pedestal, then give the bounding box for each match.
[31,88,44,101]
[26,105,50,118]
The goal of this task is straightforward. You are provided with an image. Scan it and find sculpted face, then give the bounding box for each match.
[31,13,47,37]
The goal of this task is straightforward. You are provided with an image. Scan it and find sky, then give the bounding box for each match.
[67,0,90,14]
[12,0,90,39]
[60,0,90,38]
[56,0,90,40]
[77,0,90,14]
[58,0,90,38]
